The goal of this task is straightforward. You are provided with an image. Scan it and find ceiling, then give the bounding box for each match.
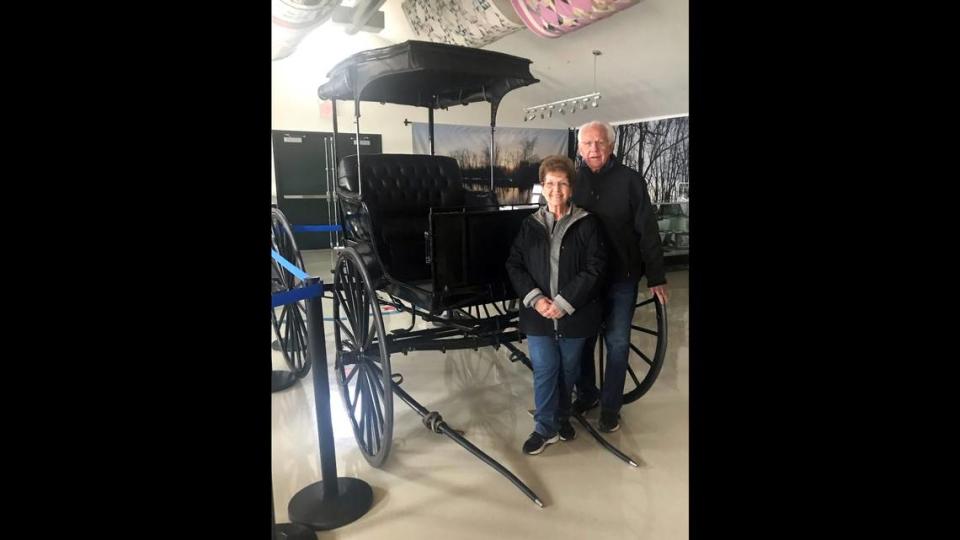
[274,0,687,127]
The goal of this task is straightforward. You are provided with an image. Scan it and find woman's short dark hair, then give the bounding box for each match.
[538,155,576,184]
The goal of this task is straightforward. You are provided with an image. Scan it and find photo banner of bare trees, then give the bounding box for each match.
[612,115,689,204]
[412,122,569,205]
[609,114,689,256]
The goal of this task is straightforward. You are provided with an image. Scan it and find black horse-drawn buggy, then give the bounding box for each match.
[273,40,668,506]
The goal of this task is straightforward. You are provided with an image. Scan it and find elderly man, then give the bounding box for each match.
[572,121,669,432]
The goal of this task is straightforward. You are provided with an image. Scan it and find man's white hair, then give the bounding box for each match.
[577,121,616,143]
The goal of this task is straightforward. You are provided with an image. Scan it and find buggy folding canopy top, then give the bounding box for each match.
[316,40,539,108]
[317,39,540,188]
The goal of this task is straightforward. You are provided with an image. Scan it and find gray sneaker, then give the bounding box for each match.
[522,432,559,455]
[598,410,620,433]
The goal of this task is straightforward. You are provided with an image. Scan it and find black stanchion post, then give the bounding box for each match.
[311,280,338,502]
[287,278,373,530]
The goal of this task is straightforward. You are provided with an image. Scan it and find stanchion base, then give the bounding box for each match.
[272,339,306,352]
[273,522,316,539]
[272,371,297,392]
[288,477,373,530]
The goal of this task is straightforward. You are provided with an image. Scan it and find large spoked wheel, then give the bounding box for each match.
[332,248,393,467]
[621,294,668,404]
[271,207,311,379]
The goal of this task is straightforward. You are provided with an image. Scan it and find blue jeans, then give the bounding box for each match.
[527,335,586,437]
[577,280,639,415]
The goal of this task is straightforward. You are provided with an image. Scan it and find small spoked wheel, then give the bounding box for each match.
[332,248,393,467]
[596,292,668,404]
[271,207,311,379]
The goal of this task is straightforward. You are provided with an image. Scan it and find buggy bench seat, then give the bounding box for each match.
[336,153,531,313]
[337,153,466,283]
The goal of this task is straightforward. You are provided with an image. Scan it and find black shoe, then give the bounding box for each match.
[522,432,559,455]
[599,410,620,433]
[572,396,599,415]
[558,419,576,441]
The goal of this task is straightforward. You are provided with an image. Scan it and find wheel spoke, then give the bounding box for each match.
[335,318,357,349]
[350,269,365,334]
[363,363,384,440]
[358,366,374,452]
[291,306,307,357]
[282,306,293,349]
[630,343,654,366]
[342,360,360,387]
[626,362,642,387]
[340,266,360,333]
[366,313,377,350]
[636,297,656,308]
[631,324,658,336]
[345,274,359,339]
[334,286,356,337]
[351,368,363,415]
[359,285,371,348]
[339,263,359,332]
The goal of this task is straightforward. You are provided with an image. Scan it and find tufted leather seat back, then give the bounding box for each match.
[337,154,466,281]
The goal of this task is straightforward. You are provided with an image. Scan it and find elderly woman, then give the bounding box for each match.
[505,155,607,455]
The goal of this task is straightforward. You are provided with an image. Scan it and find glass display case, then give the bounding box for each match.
[656,202,689,256]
